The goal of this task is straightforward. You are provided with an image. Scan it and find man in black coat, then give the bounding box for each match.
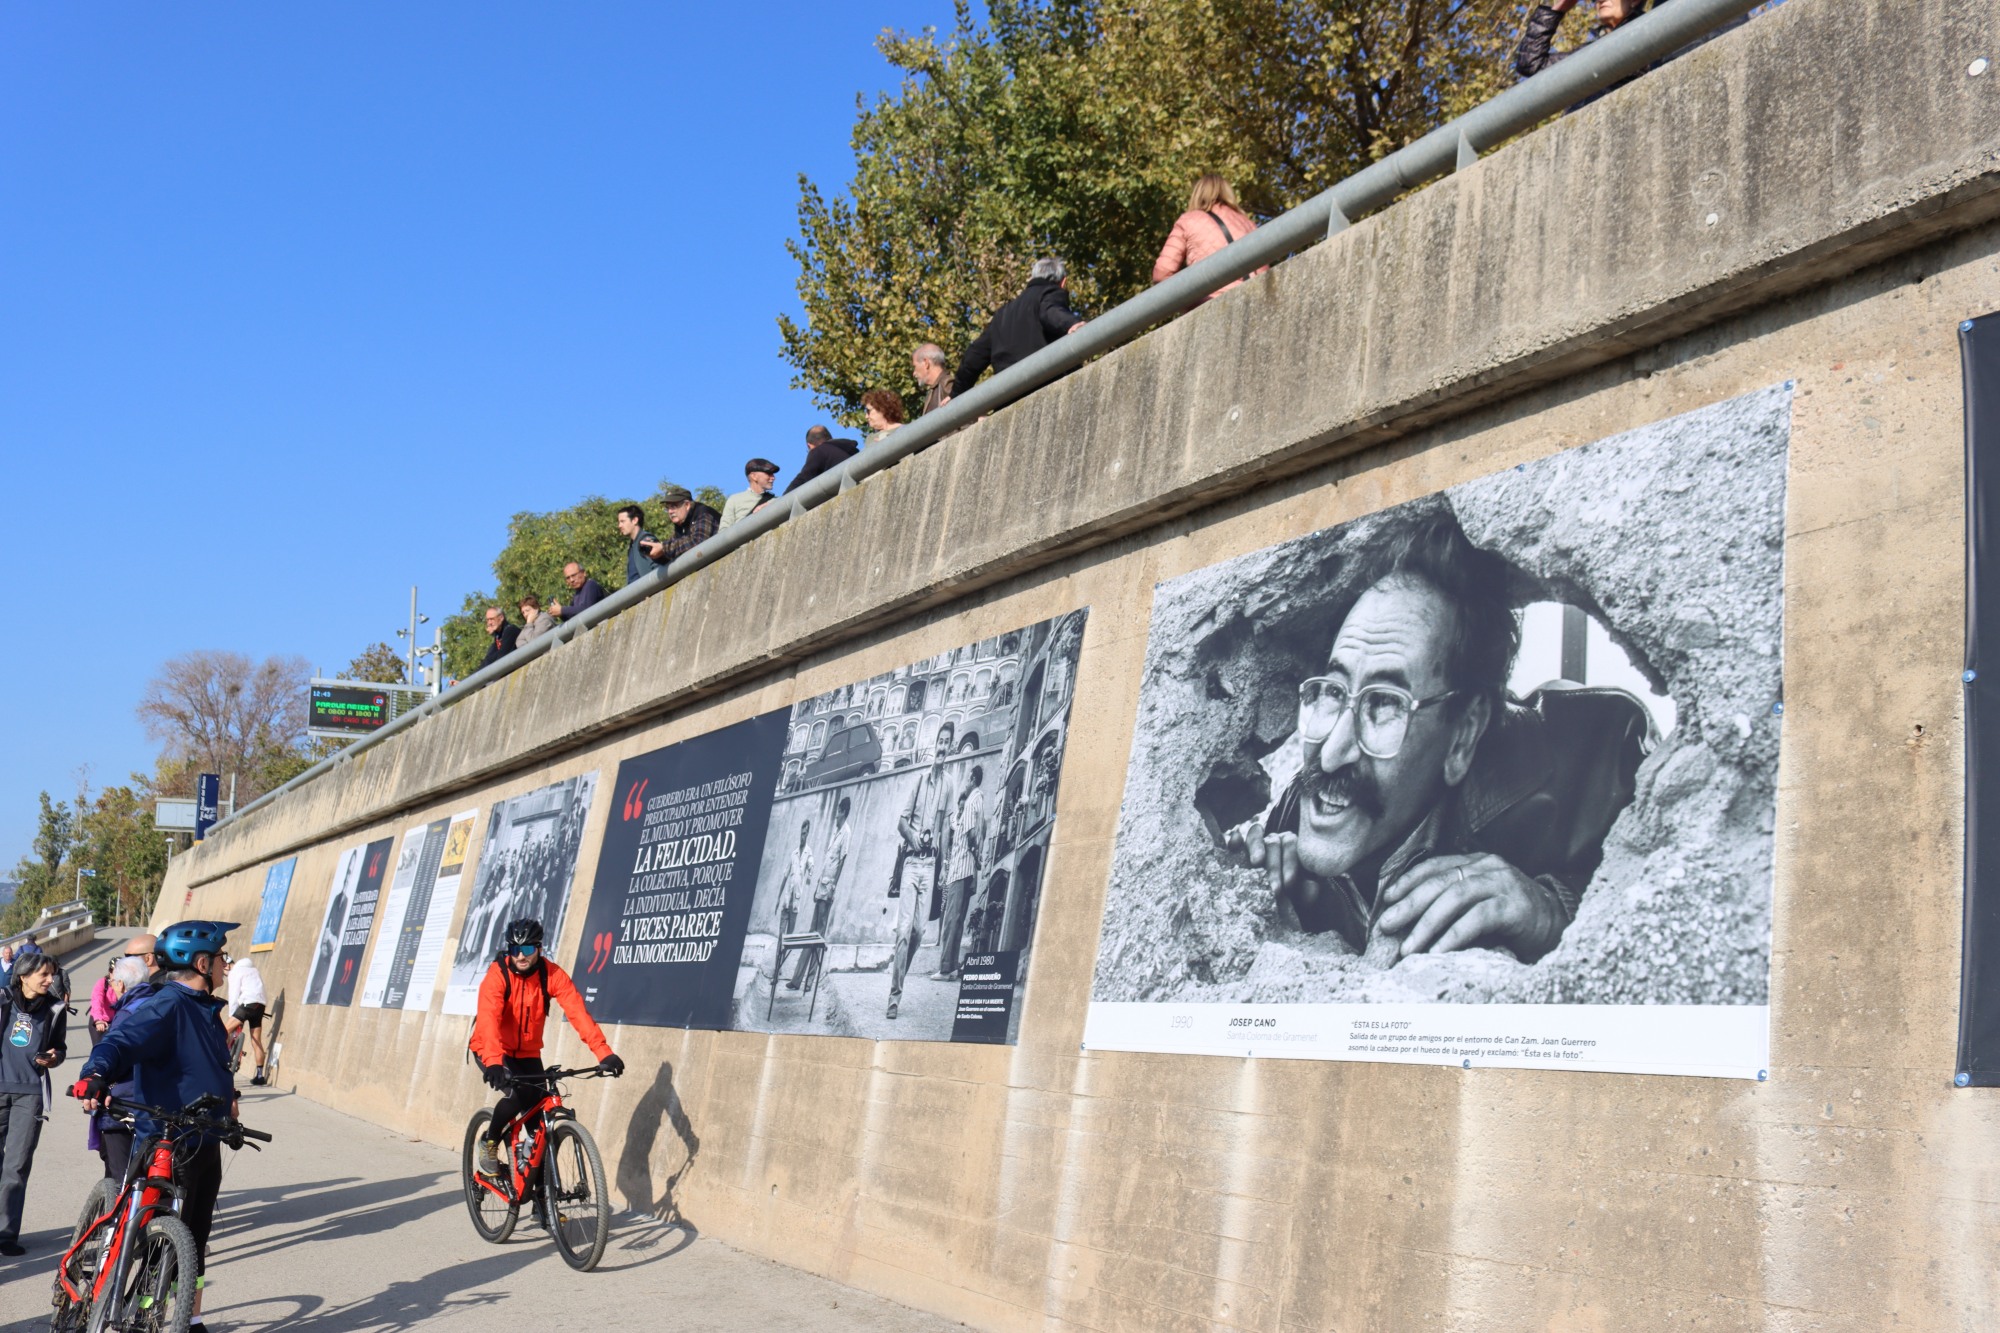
[783,426,862,495]
[951,258,1087,399]
[478,605,519,669]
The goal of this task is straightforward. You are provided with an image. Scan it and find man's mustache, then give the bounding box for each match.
[1303,762,1386,820]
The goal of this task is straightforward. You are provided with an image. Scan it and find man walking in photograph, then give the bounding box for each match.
[890,722,956,1019]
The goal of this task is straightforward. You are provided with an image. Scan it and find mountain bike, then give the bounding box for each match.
[223,1025,247,1075]
[50,1093,271,1333]
[460,1066,612,1271]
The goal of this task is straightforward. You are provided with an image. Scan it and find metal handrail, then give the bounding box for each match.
[1,899,95,952]
[214,0,1762,837]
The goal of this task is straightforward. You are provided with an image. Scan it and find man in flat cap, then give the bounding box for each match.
[642,485,722,565]
[720,458,783,530]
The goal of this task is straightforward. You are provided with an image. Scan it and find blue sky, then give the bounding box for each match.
[0,3,955,866]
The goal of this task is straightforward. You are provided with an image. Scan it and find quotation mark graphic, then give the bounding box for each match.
[586,931,616,973]
[622,779,650,822]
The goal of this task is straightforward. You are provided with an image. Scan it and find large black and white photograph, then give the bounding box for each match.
[1084,386,1789,1078]
[442,772,600,1015]
[733,611,1089,1044]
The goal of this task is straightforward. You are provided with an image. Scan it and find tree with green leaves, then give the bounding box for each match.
[439,481,727,680]
[74,785,169,928]
[2,791,77,934]
[781,0,1528,420]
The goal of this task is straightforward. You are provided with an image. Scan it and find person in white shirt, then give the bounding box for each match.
[221,953,270,1085]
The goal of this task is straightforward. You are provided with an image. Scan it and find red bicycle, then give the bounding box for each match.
[460,1066,612,1271]
[50,1093,270,1333]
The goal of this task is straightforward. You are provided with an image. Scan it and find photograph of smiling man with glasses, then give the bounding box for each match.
[1085,386,1787,1075]
[1223,513,1652,967]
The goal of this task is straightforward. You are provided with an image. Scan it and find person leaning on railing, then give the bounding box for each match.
[549,561,605,622]
[912,343,952,415]
[950,257,1087,400]
[516,593,557,648]
[720,458,782,529]
[784,424,861,495]
[1152,174,1265,298]
[479,604,520,669]
[862,389,907,447]
[650,485,720,562]
[1515,0,1747,107]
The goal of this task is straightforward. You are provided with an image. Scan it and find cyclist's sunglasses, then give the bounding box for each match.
[507,942,541,958]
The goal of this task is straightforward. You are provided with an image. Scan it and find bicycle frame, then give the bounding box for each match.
[54,1093,270,1329]
[57,1128,180,1313]
[472,1088,572,1207]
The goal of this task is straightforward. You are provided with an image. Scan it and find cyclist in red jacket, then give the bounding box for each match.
[469,918,623,1177]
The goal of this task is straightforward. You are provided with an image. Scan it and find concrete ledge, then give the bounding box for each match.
[177,0,2000,888]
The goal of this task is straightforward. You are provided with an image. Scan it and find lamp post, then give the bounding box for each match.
[76,866,95,913]
[395,586,430,688]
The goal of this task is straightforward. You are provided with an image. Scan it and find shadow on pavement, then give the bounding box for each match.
[212,1172,459,1265]
[616,1060,700,1227]
[211,1247,540,1333]
[594,1214,699,1272]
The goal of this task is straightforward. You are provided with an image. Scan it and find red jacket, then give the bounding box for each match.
[468,959,611,1067]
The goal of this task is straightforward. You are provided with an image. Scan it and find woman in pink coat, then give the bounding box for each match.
[1152,174,1264,297]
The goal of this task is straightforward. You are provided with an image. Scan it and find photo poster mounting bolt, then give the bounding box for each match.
[1757,1070,1769,1082]
[1956,1071,1972,1087]
[1461,1059,1472,1070]
[1771,701,1784,716]
[1967,669,1980,684]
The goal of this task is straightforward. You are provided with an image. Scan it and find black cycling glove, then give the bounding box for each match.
[598,1054,625,1078]
[481,1064,509,1091]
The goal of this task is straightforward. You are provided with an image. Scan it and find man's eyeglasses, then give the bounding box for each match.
[508,943,540,958]
[1297,678,1459,758]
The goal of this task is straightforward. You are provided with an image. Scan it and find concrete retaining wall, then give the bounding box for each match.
[163,0,2000,1325]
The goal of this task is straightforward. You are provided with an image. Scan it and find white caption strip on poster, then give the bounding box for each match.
[1083,1003,1769,1079]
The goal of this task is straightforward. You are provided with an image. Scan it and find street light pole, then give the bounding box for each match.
[396,586,430,689]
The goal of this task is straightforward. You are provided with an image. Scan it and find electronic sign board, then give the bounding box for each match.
[309,682,394,739]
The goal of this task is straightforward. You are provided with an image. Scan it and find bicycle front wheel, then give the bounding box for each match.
[50,1179,117,1332]
[460,1109,518,1243]
[122,1216,198,1333]
[543,1120,611,1271]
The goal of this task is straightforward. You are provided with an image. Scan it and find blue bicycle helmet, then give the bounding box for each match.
[157,920,239,968]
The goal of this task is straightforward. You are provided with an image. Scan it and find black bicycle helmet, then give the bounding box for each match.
[504,918,544,949]
[157,920,239,968]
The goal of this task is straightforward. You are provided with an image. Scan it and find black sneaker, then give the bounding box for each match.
[0,1240,25,1257]
[250,1074,267,1086]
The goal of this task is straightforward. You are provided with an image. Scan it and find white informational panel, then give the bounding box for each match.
[359,810,478,1011]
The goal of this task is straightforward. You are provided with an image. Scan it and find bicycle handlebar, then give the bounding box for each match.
[77,1091,274,1145]
[504,1065,609,1086]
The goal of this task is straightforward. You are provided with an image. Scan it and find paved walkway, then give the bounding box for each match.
[0,937,964,1332]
